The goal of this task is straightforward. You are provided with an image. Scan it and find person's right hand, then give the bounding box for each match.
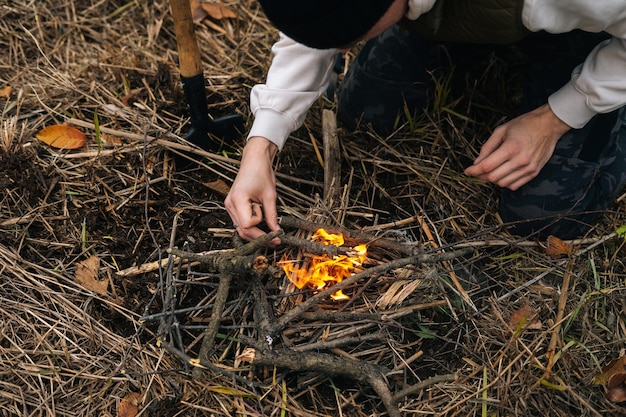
[224,136,282,242]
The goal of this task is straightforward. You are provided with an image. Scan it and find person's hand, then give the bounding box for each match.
[464,104,572,190]
[225,136,281,242]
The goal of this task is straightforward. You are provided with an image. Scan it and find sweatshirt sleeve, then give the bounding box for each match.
[549,37,626,129]
[247,33,338,150]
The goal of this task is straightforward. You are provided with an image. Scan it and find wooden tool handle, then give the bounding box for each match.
[169,0,203,77]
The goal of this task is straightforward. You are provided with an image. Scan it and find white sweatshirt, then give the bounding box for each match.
[249,0,626,150]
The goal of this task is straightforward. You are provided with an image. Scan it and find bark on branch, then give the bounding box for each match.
[168,230,283,377]
[279,215,418,255]
[169,230,283,274]
[252,347,401,417]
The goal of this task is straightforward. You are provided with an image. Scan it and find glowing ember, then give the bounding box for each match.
[281,229,367,300]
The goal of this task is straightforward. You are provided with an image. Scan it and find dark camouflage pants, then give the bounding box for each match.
[337,26,626,239]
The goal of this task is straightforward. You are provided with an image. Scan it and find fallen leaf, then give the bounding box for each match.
[200,2,237,20]
[75,256,109,295]
[0,86,11,99]
[538,235,573,258]
[118,392,141,417]
[190,0,236,23]
[595,355,626,402]
[190,0,208,23]
[508,304,542,331]
[36,124,87,149]
[203,179,230,197]
[607,380,626,402]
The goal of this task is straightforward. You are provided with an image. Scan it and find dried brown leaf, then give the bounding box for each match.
[203,179,230,197]
[508,304,542,330]
[121,88,143,106]
[117,392,141,417]
[0,86,12,99]
[75,256,109,295]
[191,0,236,23]
[36,124,87,149]
[189,0,208,24]
[538,235,573,258]
[607,382,626,403]
[200,2,237,20]
[595,355,626,402]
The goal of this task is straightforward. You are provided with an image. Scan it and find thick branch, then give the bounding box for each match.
[292,332,385,352]
[253,348,400,417]
[279,215,417,255]
[168,230,283,274]
[194,271,232,374]
[250,273,274,335]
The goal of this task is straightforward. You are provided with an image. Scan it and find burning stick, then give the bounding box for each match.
[272,246,473,335]
[279,215,417,255]
[279,228,367,301]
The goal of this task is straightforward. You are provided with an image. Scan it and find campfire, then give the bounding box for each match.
[163,217,472,417]
[280,228,367,300]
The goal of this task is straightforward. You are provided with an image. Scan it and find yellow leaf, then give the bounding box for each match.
[205,385,255,397]
[189,358,208,369]
[203,179,230,197]
[0,86,11,99]
[75,256,109,295]
[36,124,87,149]
[117,392,141,417]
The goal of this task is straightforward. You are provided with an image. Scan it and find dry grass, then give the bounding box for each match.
[2,0,626,416]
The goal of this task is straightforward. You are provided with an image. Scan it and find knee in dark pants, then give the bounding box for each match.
[500,190,604,240]
[337,25,437,134]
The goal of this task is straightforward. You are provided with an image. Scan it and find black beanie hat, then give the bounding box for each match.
[258,0,396,49]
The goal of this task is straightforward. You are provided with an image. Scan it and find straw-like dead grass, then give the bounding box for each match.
[2,0,626,416]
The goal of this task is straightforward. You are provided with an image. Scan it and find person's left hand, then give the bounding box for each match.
[464,104,571,190]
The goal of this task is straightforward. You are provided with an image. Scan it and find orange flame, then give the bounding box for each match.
[281,229,367,300]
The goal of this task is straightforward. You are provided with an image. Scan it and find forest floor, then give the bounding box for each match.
[1,0,626,416]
